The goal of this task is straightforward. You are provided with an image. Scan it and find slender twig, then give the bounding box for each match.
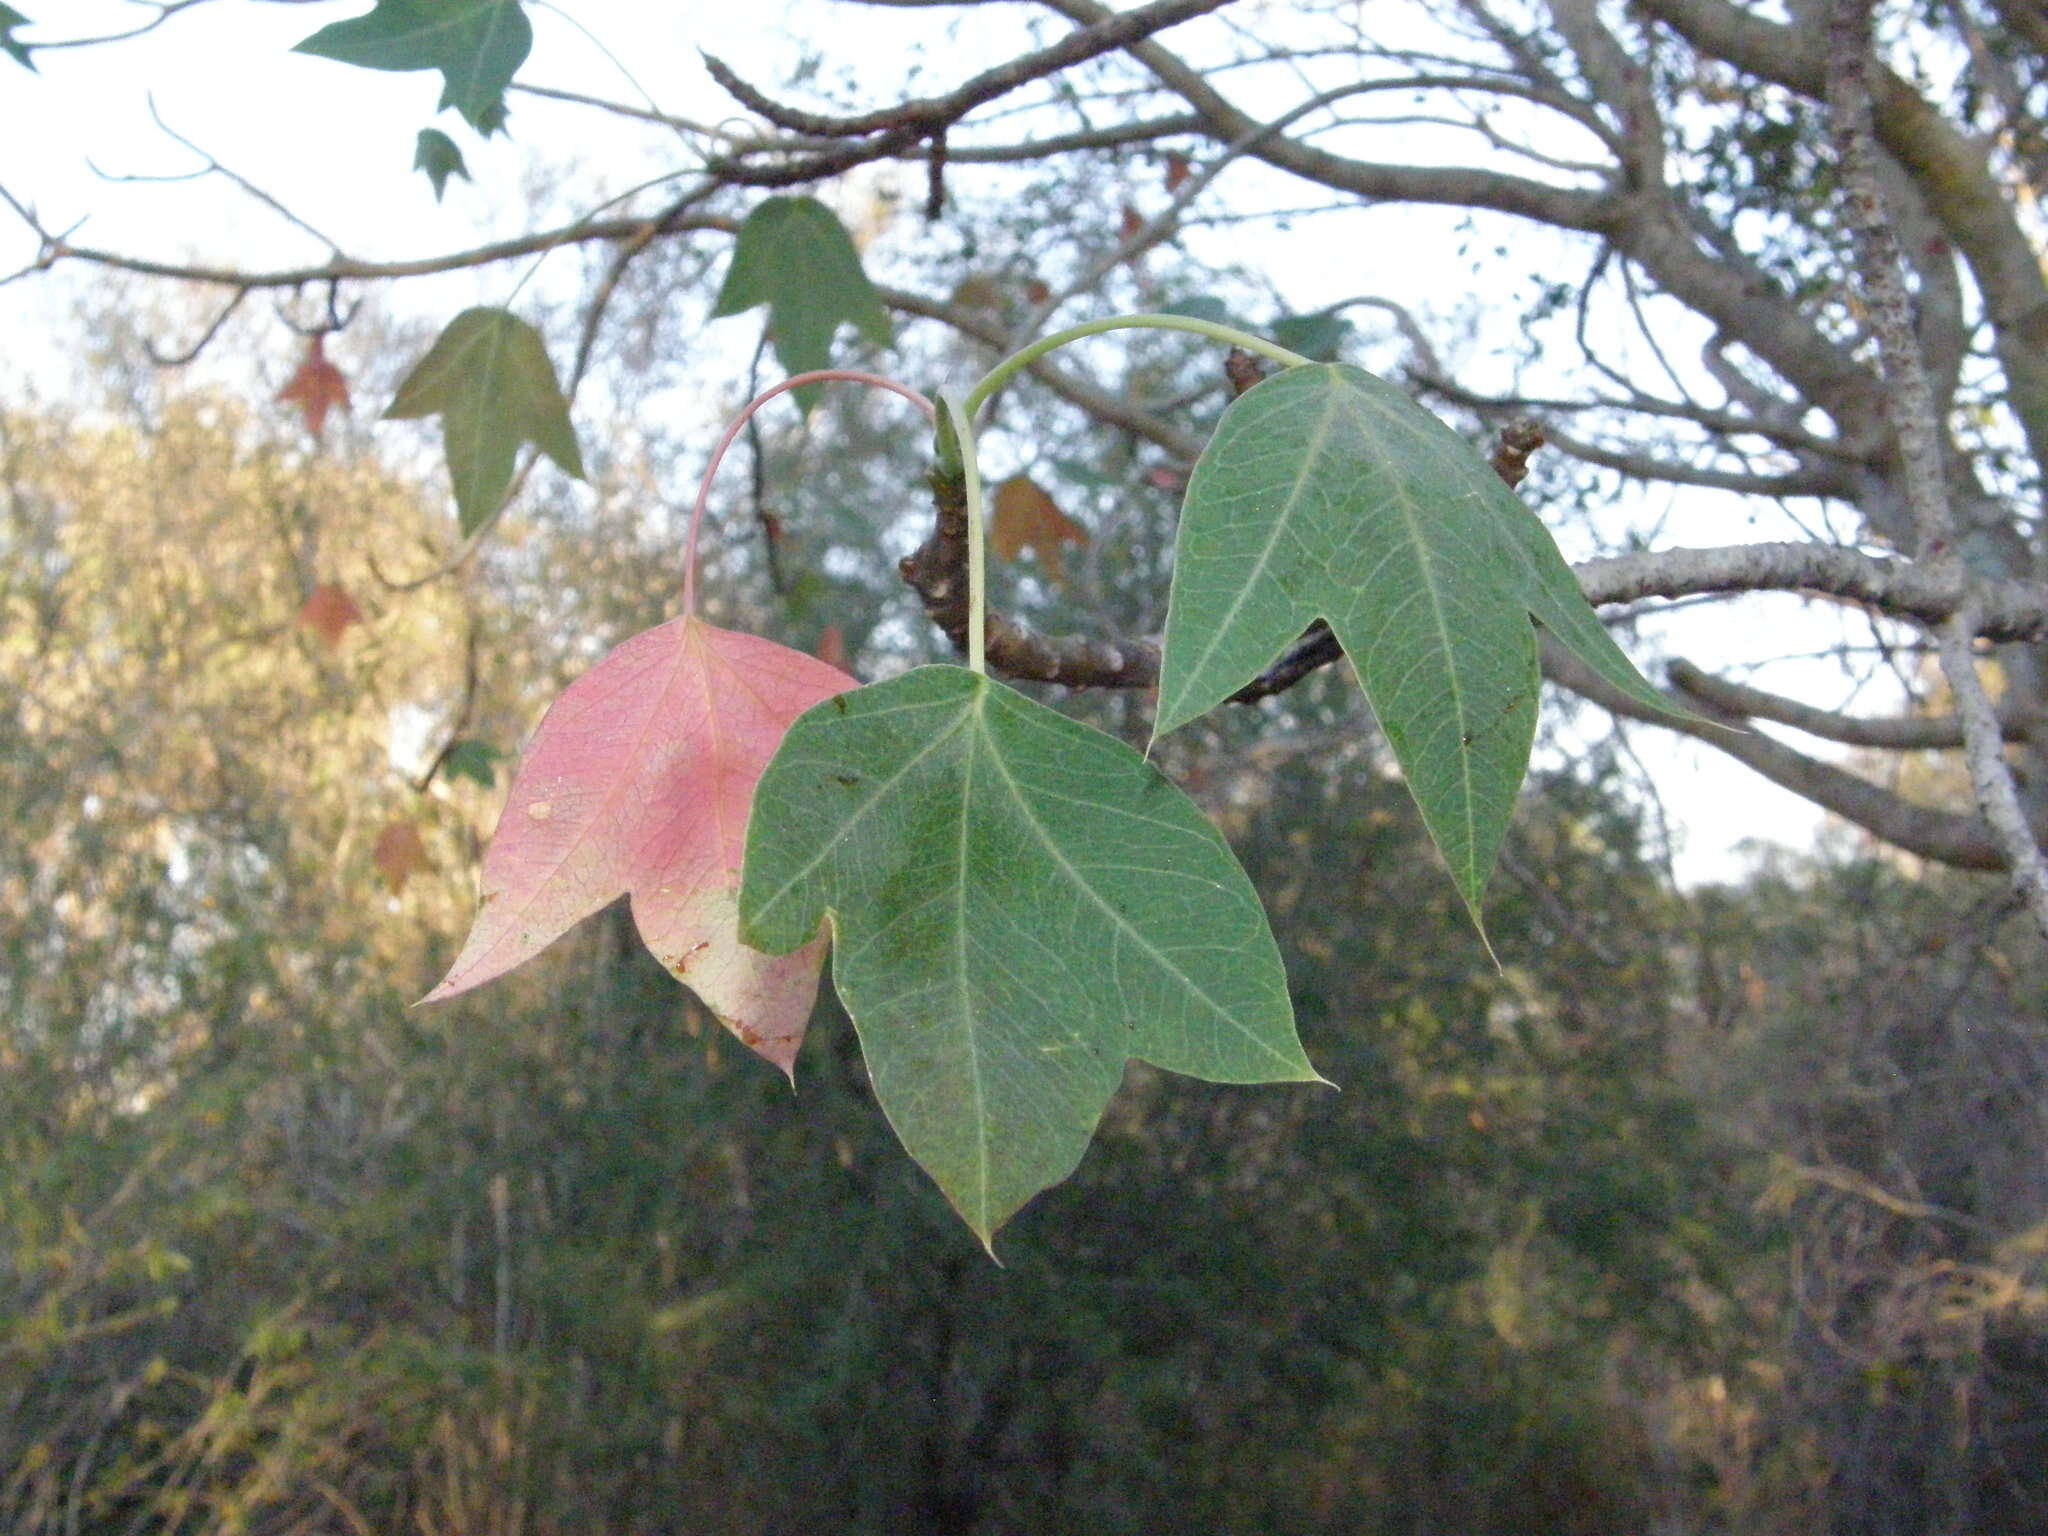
[28,0,215,50]
[700,0,1232,187]
[144,288,247,367]
[145,94,341,253]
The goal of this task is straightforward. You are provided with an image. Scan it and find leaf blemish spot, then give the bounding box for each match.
[526,801,554,822]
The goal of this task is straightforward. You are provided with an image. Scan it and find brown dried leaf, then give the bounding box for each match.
[990,475,1088,581]
[1164,153,1192,193]
[949,274,1005,314]
[815,623,848,672]
[373,820,432,894]
[297,583,364,647]
[277,334,352,435]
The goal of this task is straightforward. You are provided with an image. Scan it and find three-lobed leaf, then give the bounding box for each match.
[711,196,892,413]
[1156,363,1674,927]
[295,0,530,132]
[426,616,854,1076]
[385,306,583,534]
[739,664,1320,1248]
[413,127,470,200]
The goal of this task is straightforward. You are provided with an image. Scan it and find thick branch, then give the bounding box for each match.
[1575,543,2048,640]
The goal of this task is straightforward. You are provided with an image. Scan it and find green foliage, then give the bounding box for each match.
[1156,363,1675,923]
[412,125,469,200]
[385,304,584,533]
[440,738,502,787]
[0,3,32,70]
[1270,309,1352,361]
[294,0,531,133]
[740,664,1317,1244]
[711,195,894,412]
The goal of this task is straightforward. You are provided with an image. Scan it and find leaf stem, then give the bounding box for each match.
[684,370,936,617]
[942,388,989,675]
[962,314,1311,420]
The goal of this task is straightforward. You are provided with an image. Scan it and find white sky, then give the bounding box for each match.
[0,0,1880,886]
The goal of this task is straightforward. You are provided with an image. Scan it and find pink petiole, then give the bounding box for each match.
[683,370,938,617]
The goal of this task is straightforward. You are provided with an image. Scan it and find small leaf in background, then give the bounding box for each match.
[294,0,531,134]
[440,739,503,789]
[374,820,432,893]
[277,334,351,435]
[413,127,470,200]
[711,196,892,413]
[385,306,584,535]
[949,275,1004,314]
[1143,464,1188,494]
[424,616,854,1077]
[1156,363,1676,930]
[1271,309,1353,362]
[1160,295,1242,328]
[0,4,34,70]
[740,665,1319,1248]
[1050,457,1116,489]
[814,624,848,672]
[1021,278,1051,306]
[1119,204,1146,242]
[297,583,364,647]
[989,475,1088,581]
[1164,152,1192,192]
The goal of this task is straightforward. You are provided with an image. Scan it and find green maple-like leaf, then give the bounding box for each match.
[413,127,470,200]
[1156,363,1675,929]
[440,738,502,788]
[739,665,1320,1249]
[0,4,34,70]
[385,307,583,534]
[711,196,892,413]
[295,0,530,133]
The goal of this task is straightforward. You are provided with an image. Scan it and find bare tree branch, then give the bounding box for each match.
[701,0,1233,185]
[1665,658,2033,748]
[1828,0,2048,932]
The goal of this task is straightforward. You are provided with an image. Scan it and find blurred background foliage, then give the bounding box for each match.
[5,276,2048,1536]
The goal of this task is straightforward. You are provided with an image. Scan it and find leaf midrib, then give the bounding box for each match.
[977,696,1301,1074]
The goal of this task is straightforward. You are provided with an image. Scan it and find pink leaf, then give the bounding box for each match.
[424,615,855,1076]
